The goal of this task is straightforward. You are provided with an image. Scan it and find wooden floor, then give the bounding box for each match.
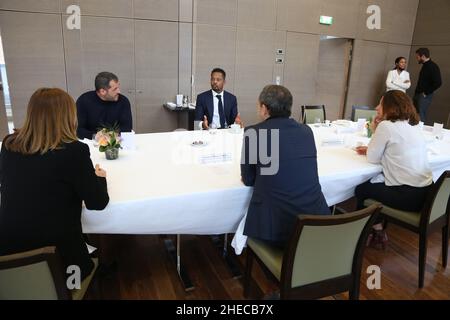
[85,223,450,300]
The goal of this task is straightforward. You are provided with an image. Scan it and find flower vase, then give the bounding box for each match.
[367,126,372,138]
[105,148,119,160]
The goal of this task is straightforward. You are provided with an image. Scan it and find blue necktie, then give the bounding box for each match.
[216,94,226,128]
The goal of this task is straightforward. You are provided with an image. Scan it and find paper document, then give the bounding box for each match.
[321,137,344,146]
[121,131,136,150]
[199,153,232,164]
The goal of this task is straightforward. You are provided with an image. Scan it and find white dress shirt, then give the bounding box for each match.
[211,90,225,128]
[386,69,411,92]
[198,90,225,129]
[367,120,432,187]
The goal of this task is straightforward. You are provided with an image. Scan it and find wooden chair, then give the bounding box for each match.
[0,246,98,300]
[243,204,381,299]
[300,105,326,124]
[364,170,450,288]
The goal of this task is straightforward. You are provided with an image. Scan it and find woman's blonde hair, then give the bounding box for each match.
[4,88,78,155]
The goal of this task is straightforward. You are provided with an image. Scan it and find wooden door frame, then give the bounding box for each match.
[340,39,354,119]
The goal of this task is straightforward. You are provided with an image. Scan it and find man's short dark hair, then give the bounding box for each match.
[95,72,119,91]
[211,68,226,79]
[259,85,292,118]
[416,48,430,58]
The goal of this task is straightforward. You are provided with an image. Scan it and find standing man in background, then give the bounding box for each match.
[195,68,242,130]
[413,48,442,123]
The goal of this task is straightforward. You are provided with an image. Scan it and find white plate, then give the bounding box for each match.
[333,120,353,127]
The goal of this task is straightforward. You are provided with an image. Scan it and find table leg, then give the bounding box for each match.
[164,235,195,291]
[211,234,242,279]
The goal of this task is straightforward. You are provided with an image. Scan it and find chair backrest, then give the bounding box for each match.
[351,105,377,122]
[280,204,381,299]
[0,246,71,300]
[420,170,450,225]
[301,105,326,124]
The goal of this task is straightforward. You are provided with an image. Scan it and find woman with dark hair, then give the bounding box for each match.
[0,88,109,280]
[386,57,411,92]
[355,90,432,211]
[354,90,433,245]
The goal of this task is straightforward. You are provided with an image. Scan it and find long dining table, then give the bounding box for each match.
[81,122,450,288]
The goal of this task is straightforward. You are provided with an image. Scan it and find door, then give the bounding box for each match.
[316,37,353,120]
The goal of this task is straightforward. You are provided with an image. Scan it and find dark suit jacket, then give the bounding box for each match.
[241,117,330,244]
[0,139,109,280]
[195,90,238,127]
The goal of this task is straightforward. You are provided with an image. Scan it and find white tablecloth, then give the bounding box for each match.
[81,125,450,250]
[82,129,252,234]
[231,123,450,253]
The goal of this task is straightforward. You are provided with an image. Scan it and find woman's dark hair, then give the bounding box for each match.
[259,85,292,118]
[382,90,419,126]
[394,56,406,69]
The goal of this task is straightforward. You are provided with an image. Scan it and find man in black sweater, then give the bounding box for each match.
[413,48,442,123]
[76,72,133,139]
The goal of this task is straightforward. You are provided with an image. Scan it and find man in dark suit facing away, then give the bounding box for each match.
[241,85,330,248]
[195,68,242,129]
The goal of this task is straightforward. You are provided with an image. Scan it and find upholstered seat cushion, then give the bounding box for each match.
[247,238,283,281]
[364,199,420,227]
[71,257,98,300]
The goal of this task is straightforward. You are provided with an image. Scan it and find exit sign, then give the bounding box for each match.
[320,16,333,25]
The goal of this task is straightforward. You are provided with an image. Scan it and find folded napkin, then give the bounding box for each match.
[231,214,248,255]
[427,145,441,155]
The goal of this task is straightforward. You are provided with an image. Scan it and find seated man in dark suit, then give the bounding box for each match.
[195,68,242,129]
[241,85,330,248]
[76,71,133,139]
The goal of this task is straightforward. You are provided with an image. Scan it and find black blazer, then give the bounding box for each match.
[195,90,238,127]
[241,117,330,244]
[0,139,109,280]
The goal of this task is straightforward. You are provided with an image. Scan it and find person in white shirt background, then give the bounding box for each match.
[354,90,433,245]
[386,57,411,93]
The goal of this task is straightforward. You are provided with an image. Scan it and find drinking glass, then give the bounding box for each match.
[209,122,218,134]
[314,117,322,127]
[92,133,99,147]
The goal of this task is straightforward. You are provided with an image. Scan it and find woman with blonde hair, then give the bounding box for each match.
[0,88,109,280]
